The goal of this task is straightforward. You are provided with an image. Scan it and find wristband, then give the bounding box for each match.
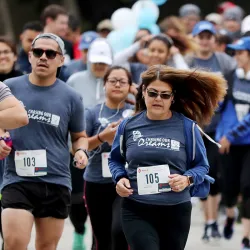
[97,133,104,143]
[75,148,89,159]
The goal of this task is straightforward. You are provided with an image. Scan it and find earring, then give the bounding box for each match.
[172,100,175,104]
[142,95,145,99]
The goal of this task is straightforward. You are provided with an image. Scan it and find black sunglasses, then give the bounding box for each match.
[32,48,62,59]
[147,89,173,100]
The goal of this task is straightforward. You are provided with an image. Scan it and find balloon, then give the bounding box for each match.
[152,0,167,6]
[132,0,159,21]
[149,24,161,35]
[138,7,158,29]
[111,8,137,30]
[107,27,138,54]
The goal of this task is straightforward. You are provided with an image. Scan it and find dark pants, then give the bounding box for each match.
[84,181,128,250]
[122,198,192,250]
[220,145,250,218]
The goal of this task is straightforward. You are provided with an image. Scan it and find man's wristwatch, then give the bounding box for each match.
[187,176,194,187]
[75,148,89,159]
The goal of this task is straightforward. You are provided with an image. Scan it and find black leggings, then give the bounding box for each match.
[69,154,88,235]
[201,133,221,201]
[220,145,250,218]
[122,198,192,250]
[84,181,128,250]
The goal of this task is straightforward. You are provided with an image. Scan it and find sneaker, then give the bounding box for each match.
[202,224,210,243]
[242,238,250,250]
[223,217,235,240]
[211,222,221,240]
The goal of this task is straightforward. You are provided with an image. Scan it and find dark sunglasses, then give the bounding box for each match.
[146,89,173,100]
[32,48,62,59]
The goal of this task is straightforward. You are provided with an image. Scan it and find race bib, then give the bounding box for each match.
[15,150,47,177]
[235,104,250,122]
[102,152,128,178]
[137,165,171,195]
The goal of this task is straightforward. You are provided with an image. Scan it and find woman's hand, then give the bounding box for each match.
[99,120,121,145]
[219,136,231,154]
[116,178,133,197]
[168,174,189,192]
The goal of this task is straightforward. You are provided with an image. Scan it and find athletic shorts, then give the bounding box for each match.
[1,182,71,219]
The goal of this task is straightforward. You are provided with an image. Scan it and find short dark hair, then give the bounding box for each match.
[0,36,17,55]
[41,4,68,26]
[216,34,233,45]
[68,15,80,32]
[22,21,43,33]
[103,66,132,86]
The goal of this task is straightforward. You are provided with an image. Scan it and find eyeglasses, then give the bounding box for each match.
[0,50,13,56]
[107,78,129,86]
[32,48,62,59]
[146,89,173,100]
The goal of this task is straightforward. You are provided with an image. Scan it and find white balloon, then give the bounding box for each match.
[111,8,137,30]
[132,0,159,20]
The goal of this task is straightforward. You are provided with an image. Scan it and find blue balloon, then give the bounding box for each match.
[107,27,137,54]
[138,7,158,29]
[149,24,161,35]
[152,0,167,6]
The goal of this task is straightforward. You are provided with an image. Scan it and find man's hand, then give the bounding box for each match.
[74,150,88,169]
[0,131,11,159]
[219,136,231,154]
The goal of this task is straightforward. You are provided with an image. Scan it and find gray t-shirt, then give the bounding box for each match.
[84,103,132,183]
[2,75,85,190]
[0,81,12,101]
[124,111,190,206]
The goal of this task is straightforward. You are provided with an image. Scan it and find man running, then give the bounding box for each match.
[0,33,88,250]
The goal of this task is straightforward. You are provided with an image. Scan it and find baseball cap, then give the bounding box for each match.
[88,38,113,65]
[227,37,250,51]
[205,13,222,25]
[223,6,244,23]
[97,19,113,32]
[79,31,99,50]
[179,4,201,17]
[32,33,65,55]
[192,21,217,36]
[242,15,250,34]
[217,1,236,14]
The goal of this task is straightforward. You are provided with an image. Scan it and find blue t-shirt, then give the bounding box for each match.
[123,111,190,206]
[3,75,85,190]
[84,103,133,183]
[193,54,222,134]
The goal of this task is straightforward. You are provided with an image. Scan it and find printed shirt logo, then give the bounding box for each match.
[133,130,143,141]
[98,117,110,127]
[27,109,60,127]
[133,131,180,151]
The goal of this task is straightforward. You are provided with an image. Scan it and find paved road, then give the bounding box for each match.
[2,201,242,250]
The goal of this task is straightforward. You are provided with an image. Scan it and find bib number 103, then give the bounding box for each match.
[23,157,36,167]
[145,173,159,184]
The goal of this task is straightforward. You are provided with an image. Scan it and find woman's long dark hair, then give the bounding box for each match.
[136,65,227,127]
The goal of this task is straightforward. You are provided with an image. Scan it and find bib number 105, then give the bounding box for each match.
[23,157,36,167]
[145,173,159,184]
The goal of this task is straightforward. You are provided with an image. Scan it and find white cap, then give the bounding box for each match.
[242,15,250,34]
[88,38,113,65]
[205,13,222,25]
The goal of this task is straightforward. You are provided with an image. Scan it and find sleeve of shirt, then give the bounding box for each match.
[108,121,128,183]
[225,113,250,143]
[68,93,85,133]
[85,108,95,137]
[184,124,209,185]
[0,82,12,102]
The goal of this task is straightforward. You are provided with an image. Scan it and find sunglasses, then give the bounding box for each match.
[146,89,173,100]
[32,48,62,59]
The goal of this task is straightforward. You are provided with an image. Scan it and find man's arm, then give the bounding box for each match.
[0,85,28,129]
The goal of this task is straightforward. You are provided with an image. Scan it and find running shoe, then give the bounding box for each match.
[242,238,250,250]
[211,221,221,240]
[223,217,235,239]
[202,224,210,242]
